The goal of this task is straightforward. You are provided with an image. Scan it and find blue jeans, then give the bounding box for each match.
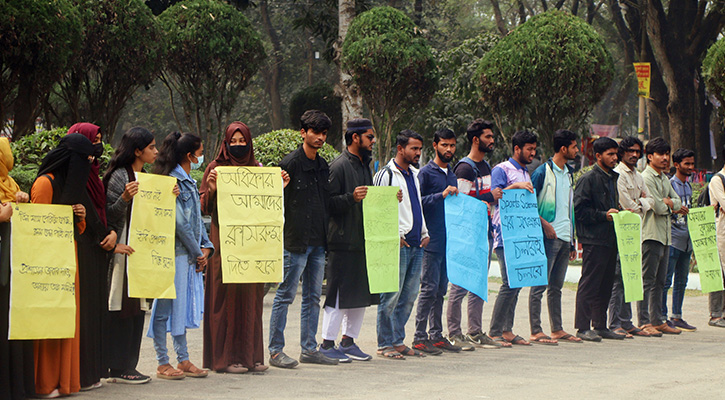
[152,299,189,365]
[662,246,691,319]
[377,246,423,349]
[268,246,325,354]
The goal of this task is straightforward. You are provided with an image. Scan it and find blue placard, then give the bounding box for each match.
[498,189,548,288]
[445,194,489,301]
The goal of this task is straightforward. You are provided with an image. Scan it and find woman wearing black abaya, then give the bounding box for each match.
[66,123,117,391]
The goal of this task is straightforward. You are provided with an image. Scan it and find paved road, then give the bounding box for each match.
[87,280,724,399]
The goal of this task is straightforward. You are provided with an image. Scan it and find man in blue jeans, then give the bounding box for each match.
[662,148,697,332]
[373,130,430,359]
[268,110,337,368]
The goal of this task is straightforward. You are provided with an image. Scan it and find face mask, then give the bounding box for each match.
[191,154,204,170]
[228,143,250,158]
[93,143,104,159]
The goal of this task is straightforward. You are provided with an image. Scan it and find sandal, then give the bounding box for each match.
[156,364,185,380]
[530,334,558,346]
[626,327,651,337]
[507,335,531,346]
[177,360,208,378]
[613,328,633,339]
[553,333,583,343]
[491,336,513,348]
[394,345,426,357]
[376,347,405,360]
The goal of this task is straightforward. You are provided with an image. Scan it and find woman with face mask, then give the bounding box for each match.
[199,122,270,374]
[149,132,213,380]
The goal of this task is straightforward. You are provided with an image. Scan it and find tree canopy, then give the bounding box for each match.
[704,38,725,117]
[477,10,614,151]
[159,0,266,155]
[342,6,438,163]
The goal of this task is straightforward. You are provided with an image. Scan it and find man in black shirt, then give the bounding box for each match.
[269,110,337,368]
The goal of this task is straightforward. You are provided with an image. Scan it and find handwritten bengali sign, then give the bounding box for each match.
[216,166,283,283]
[362,186,400,293]
[127,172,177,298]
[499,189,548,288]
[612,211,644,303]
[445,194,489,301]
[9,203,76,339]
[688,207,724,293]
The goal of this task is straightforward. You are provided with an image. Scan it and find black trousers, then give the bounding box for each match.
[104,311,145,374]
[575,244,617,331]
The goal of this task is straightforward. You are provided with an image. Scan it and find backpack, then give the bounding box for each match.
[380,165,394,186]
[697,172,725,207]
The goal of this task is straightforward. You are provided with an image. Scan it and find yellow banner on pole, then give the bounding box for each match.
[127,172,177,298]
[216,166,284,283]
[9,203,76,339]
[634,62,651,97]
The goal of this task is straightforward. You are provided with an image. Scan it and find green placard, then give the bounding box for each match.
[687,207,724,293]
[613,211,644,303]
[362,186,400,294]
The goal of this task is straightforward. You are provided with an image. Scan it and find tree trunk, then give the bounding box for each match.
[12,76,39,140]
[489,0,509,36]
[259,0,284,130]
[335,0,364,148]
[413,0,423,26]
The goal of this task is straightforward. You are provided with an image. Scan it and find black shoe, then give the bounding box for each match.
[576,330,602,342]
[269,351,299,369]
[106,369,151,384]
[432,337,462,353]
[595,329,626,340]
[412,339,443,355]
[299,350,339,365]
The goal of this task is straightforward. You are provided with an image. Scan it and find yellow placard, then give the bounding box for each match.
[9,203,76,339]
[127,172,177,298]
[634,62,650,97]
[216,166,284,283]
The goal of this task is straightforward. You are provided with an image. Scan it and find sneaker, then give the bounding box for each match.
[671,318,696,332]
[708,318,725,327]
[107,369,151,384]
[313,346,349,363]
[339,343,372,361]
[466,331,501,349]
[269,351,299,369]
[595,329,626,340]
[448,334,475,351]
[432,337,462,353]
[412,339,443,355]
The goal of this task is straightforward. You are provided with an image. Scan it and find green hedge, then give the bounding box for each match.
[252,129,340,167]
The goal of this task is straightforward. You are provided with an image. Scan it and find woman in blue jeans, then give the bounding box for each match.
[148,132,214,380]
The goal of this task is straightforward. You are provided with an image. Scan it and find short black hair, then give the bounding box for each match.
[672,148,695,164]
[396,129,423,148]
[645,137,671,163]
[553,129,577,153]
[466,119,494,144]
[300,110,332,132]
[618,135,644,159]
[511,130,537,152]
[593,137,618,155]
[433,128,456,143]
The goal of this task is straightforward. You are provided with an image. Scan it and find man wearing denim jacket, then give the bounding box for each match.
[268,110,337,369]
[373,129,430,359]
[529,129,581,344]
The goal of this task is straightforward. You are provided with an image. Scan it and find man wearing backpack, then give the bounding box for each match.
[438,119,507,352]
[707,145,725,327]
[374,130,430,359]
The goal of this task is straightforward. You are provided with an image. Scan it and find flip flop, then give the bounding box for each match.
[613,328,633,339]
[554,333,583,343]
[394,345,426,357]
[530,335,558,346]
[376,347,405,360]
[491,336,513,348]
[627,327,651,337]
[508,335,531,346]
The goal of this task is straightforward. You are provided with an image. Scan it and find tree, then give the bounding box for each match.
[288,83,343,149]
[704,38,725,117]
[0,0,82,138]
[158,0,266,155]
[342,6,438,163]
[48,0,163,141]
[477,10,614,152]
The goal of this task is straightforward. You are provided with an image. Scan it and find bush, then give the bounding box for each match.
[252,129,340,167]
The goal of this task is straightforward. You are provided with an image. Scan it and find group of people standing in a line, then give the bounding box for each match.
[0,109,722,400]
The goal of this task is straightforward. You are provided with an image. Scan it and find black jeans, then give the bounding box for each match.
[413,251,448,341]
[575,244,617,331]
[607,256,635,330]
[637,240,668,326]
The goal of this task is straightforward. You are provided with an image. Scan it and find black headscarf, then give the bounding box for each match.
[35,133,94,205]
